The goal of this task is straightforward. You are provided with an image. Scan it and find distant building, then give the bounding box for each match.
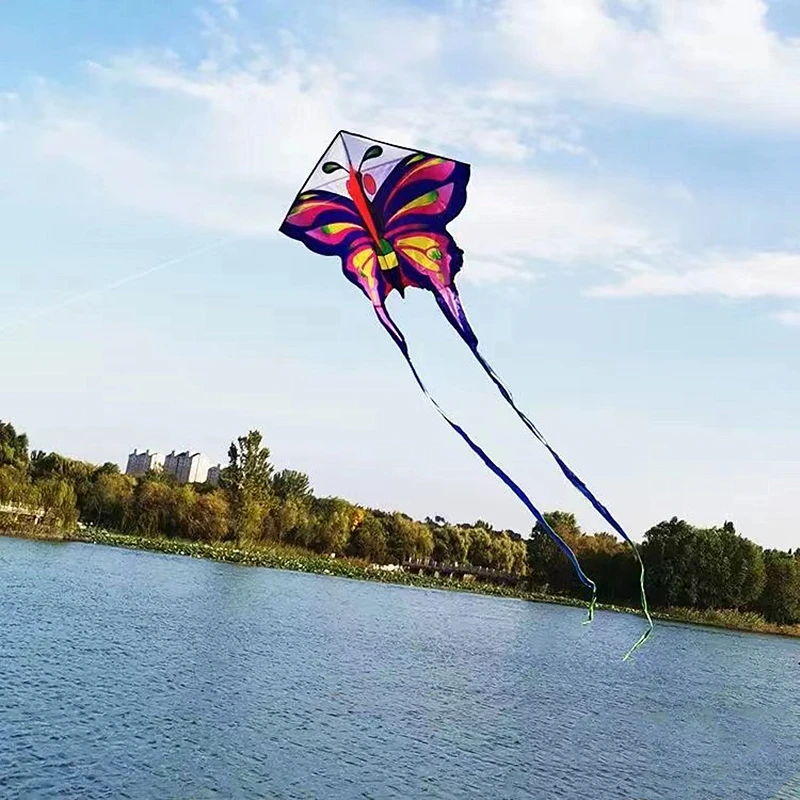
[125,449,165,476]
[164,450,212,484]
[127,447,220,484]
[207,465,222,487]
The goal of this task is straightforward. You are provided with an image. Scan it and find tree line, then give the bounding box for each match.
[1,420,798,624]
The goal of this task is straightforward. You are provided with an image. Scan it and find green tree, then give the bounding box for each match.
[0,464,42,507]
[186,491,230,542]
[642,518,767,611]
[430,521,453,564]
[716,524,766,609]
[0,421,29,470]
[757,552,800,624]
[509,537,528,577]
[348,513,388,563]
[428,521,470,566]
[468,527,493,568]
[272,469,312,502]
[131,481,174,537]
[38,477,79,529]
[167,484,196,538]
[641,517,700,607]
[83,472,134,528]
[579,539,638,605]
[527,511,583,593]
[222,430,274,543]
[384,513,433,563]
[263,496,311,542]
[297,497,355,554]
[263,468,314,542]
[489,532,514,573]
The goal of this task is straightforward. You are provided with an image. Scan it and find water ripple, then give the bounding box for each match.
[1,537,798,799]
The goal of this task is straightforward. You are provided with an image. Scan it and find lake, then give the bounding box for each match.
[1,536,798,799]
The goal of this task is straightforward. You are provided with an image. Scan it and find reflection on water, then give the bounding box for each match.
[1,536,798,799]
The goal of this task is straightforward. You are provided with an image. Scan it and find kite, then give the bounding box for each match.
[279,130,653,658]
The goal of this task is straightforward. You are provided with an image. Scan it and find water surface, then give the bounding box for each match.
[1,536,798,799]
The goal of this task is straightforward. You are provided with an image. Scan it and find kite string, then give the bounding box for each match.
[470,346,653,659]
[371,304,598,623]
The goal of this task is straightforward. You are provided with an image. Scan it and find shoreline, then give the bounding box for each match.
[5,527,800,640]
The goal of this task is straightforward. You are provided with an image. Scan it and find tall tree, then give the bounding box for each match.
[641,517,700,607]
[222,430,274,543]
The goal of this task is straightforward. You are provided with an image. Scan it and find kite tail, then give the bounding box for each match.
[433,285,652,658]
[371,302,598,622]
[471,348,653,659]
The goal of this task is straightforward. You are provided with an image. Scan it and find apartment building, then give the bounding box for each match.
[125,449,165,476]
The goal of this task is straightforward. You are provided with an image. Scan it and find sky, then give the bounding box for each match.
[1,0,799,551]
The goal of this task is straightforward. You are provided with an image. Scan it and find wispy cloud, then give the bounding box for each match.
[497,0,800,131]
[774,309,800,327]
[8,0,661,286]
[589,250,800,298]
[6,0,800,313]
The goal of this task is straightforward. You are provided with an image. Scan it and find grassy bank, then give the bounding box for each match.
[68,527,580,604]
[0,513,67,541]
[6,525,800,640]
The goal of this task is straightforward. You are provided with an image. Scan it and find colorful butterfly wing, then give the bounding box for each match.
[390,225,478,349]
[340,241,391,307]
[279,189,395,310]
[375,153,470,234]
[279,190,368,257]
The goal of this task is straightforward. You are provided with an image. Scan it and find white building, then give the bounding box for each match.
[164,450,213,484]
[127,447,220,485]
[125,449,165,476]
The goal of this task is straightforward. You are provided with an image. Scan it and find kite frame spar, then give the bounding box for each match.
[279,130,653,658]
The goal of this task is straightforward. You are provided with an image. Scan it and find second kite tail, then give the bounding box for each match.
[371,302,598,623]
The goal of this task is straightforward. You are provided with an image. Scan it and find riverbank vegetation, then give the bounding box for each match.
[1,419,798,635]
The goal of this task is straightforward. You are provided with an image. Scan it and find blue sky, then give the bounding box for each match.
[1,0,799,550]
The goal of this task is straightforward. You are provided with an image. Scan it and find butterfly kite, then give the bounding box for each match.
[279,130,653,658]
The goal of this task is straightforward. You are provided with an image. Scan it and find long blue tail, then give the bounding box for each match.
[472,348,653,659]
[371,303,598,623]
[432,289,653,658]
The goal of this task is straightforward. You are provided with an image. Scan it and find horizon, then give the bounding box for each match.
[2,0,799,551]
[6,417,787,550]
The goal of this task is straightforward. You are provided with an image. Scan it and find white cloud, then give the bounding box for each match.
[462,258,538,284]
[590,250,800,298]
[9,0,659,285]
[774,309,800,326]
[497,0,800,130]
[7,0,800,308]
[457,165,658,276]
[215,0,239,22]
